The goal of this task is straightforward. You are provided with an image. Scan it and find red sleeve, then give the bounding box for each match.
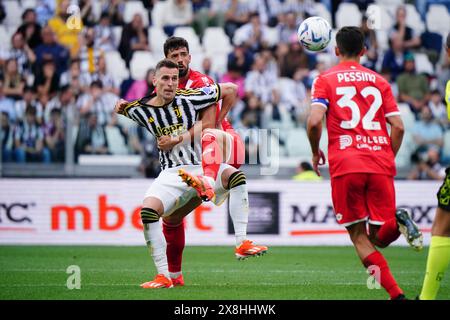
[310,74,329,109]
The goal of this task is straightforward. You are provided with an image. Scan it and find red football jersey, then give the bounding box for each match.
[179,69,234,131]
[311,61,400,178]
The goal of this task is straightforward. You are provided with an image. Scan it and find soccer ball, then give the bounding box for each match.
[297,16,332,52]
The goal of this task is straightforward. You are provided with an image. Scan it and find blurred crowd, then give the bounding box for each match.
[0,0,449,180]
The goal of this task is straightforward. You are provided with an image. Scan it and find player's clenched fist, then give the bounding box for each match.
[114,99,129,114]
[157,135,183,151]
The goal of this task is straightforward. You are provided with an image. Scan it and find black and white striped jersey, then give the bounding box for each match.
[121,84,221,170]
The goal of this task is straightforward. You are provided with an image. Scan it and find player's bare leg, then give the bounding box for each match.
[162,197,202,286]
[347,222,405,300]
[140,196,173,289]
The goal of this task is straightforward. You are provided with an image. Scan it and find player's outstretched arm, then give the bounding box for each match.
[216,82,238,125]
[307,105,327,176]
[386,115,404,157]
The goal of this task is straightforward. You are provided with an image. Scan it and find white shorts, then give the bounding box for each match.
[144,164,233,217]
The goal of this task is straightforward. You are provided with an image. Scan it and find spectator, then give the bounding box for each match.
[381,32,407,82]
[75,112,109,159]
[201,57,220,82]
[161,0,194,37]
[45,108,66,162]
[0,32,36,78]
[245,54,277,104]
[2,59,26,101]
[278,11,299,44]
[118,13,150,68]
[101,0,125,26]
[252,0,282,27]
[233,12,271,53]
[34,26,70,75]
[241,95,263,129]
[77,80,116,126]
[220,65,245,99]
[78,27,105,75]
[380,67,398,98]
[192,0,212,38]
[208,0,228,28]
[389,5,421,50]
[0,81,15,123]
[279,34,309,78]
[79,0,97,27]
[428,89,448,128]
[412,106,444,153]
[397,52,430,117]
[224,0,253,40]
[44,85,76,124]
[128,124,160,178]
[16,9,42,50]
[361,15,378,71]
[262,88,294,130]
[227,44,254,75]
[34,58,60,101]
[125,68,155,101]
[59,58,91,96]
[13,106,50,163]
[91,55,120,96]
[408,147,446,180]
[48,0,84,58]
[14,86,39,124]
[35,0,56,26]
[292,161,323,181]
[1,112,13,162]
[94,12,116,52]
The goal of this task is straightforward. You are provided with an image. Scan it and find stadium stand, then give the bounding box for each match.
[0,0,449,180]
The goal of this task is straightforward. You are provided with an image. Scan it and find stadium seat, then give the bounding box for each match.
[173,27,202,53]
[396,132,413,168]
[414,53,434,75]
[314,2,332,25]
[129,51,157,80]
[285,128,311,158]
[265,27,280,47]
[112,26,123,49]
[21,0,37,9]
[426,4,450,38]
[0,26,11,51]
[443,131,450,161]
[208,52,228,75]
[105,126,129,155]
[398,103,415,130]
[151,0,168,28]
[3,0,23,29]
[123,1,149,27]
[202,27,232,54]
[335,3,362,29]
[149,27,168,57]
[366,4,394,31]
[375,29,389,52]
[405,4,425,35]
[189,51,205,73]
[104,51,129,82]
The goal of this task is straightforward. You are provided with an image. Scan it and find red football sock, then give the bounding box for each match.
[363,251,403,299]
[201,131,221,180]
[162,220,185,273]
[376,218,400,247]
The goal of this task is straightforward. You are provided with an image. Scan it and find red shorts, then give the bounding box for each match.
[224,130,245,169]
[331,173,396,227]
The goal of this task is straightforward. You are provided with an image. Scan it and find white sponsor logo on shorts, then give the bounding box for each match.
[336,213,343,221]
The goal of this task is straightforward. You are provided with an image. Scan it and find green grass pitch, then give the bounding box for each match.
[0,245,448,300]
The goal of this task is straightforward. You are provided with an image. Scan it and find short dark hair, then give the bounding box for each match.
[90,80,103,89]
[300,161,313,171]
[447,32,450,49]
[155,59,179,73]
[335,26,365,58]
[163,36,189,57]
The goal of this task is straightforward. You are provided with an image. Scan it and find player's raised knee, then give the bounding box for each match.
[140,207,160,224]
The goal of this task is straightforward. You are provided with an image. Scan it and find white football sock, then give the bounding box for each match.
[229,184,249,246]
[169,271,182,279]
[143,221,170,278]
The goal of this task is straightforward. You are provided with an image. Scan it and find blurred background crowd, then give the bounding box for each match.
[0,0,449,180]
